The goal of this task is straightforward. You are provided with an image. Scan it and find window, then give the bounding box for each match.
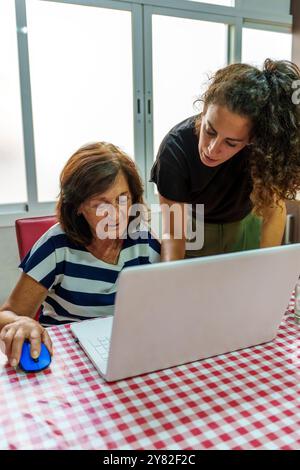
[242,27,292,67]
[188,0,234,6]
[26,0,134,202]
[0,0,293,222]
[0,0,27,205]
[152,14,228,158]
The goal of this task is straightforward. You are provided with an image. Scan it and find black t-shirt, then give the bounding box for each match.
[150,115,253,223]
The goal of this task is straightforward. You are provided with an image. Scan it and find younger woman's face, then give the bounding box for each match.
[198,104,252,167]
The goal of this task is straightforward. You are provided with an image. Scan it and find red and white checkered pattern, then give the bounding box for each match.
[0,299,299,450]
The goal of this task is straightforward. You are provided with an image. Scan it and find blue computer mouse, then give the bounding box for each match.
[19,340,51,373]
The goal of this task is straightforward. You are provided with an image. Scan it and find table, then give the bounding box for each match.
[0,297,299,450]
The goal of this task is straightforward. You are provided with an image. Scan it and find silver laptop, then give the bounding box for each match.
[71,244,300,382]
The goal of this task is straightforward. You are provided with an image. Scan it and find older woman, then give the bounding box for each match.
[0,142,160,366]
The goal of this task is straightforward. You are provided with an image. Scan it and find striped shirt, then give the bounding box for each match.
[19,223,160,326]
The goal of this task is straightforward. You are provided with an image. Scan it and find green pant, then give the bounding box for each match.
[185,212,262,258]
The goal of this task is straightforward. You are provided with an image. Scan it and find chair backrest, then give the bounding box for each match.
[15,215,57,260]
[15,215,57,321]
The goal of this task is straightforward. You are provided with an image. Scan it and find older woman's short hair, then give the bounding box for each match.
[56,142,145,246]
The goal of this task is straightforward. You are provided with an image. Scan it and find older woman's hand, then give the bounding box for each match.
[0,317,53,367]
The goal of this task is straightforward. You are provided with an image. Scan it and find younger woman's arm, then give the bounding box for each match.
[260,199,286,248]
[159,193,187,261]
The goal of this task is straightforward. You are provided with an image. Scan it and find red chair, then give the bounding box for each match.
[15,215,57,261]
[15,215,57,320]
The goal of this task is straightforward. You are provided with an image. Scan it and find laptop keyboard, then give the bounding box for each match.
[88,336,110,361]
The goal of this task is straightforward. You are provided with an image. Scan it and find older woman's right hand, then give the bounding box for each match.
[0,317,53,367]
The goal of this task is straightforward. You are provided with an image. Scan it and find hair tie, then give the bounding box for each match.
[264,69,273,80]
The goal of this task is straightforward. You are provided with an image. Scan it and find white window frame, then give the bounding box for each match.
[0,0,292,226]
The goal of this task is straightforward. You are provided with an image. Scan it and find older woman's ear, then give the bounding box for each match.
[77,203,83,216]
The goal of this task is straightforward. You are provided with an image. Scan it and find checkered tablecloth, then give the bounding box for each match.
[0,297,299,450]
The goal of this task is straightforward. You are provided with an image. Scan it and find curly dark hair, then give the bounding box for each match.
[195,59,300,215]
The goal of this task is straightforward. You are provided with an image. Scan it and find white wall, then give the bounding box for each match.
[0,227,20,305]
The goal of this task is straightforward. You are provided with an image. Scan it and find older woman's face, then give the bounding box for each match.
[79,171,132,241]
[198,104,251,167]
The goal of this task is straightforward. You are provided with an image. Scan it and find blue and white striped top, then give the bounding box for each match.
[19,223,160,326]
